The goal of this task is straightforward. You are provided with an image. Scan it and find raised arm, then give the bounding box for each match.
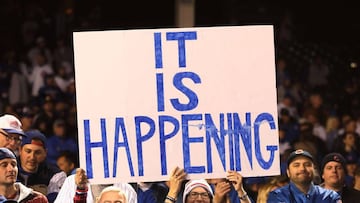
[165,167,187,203]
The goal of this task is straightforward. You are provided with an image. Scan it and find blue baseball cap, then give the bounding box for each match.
[321,153,346,173]
[287,149,314,166]
[0,148,16,160]
[22,130,47,148]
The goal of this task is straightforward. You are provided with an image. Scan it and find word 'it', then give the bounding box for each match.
[154,31,201,112]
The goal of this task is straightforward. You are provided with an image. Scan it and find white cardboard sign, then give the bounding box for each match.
[73,26,279,184]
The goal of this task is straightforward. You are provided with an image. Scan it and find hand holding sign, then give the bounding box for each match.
[166,166,187,200]
[226,171,249,201]
[75,168,88,190]
[213,181,232,202]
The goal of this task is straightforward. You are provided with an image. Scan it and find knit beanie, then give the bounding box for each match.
[321,153,347,174]
[183,179,213,203]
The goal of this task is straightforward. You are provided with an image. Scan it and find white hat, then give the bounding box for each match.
[183,179,213,203]
[0,114,25,136]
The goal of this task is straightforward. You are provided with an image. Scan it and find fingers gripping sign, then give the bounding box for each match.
[226,171,250,201]
[75,168,89,190]
[166,166,187,202]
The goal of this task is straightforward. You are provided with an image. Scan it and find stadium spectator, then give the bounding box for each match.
[267,149,341,203]
[17,130,66,202]
[320,152,360,202]
[0,147,48,202]
[95,186,128,203]
[0,114,26,153]
[56,150,78,176]
[46,119,77,167]
[54,168,137,203]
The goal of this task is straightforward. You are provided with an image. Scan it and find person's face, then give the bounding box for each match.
[287,156,314,185]
[345,121,356,132]
[43,102,54,112]
[310,94,322,108]
[53,125,65,136]
[283,97,292,107]
[186,187,211,203]
[0,131,22,151]
[0,158,18,185]
[0,131,11,148]
[21,117,33,130]
[5,133,22,151]
[57,156,74,175]
[19,144,47,173]
[343,133,355,146]
[322,161,345,187]
[279,130,286,140]
[346,163,357,176]
[97,191,127,203]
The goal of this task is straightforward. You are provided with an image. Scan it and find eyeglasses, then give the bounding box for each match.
[0,132,22,144]
[188,192,210,199]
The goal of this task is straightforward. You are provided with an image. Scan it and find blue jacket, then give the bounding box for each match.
[137,182,168,203]
[267,182,341,203]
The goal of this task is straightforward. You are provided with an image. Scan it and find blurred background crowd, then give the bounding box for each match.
[0,0,360,199]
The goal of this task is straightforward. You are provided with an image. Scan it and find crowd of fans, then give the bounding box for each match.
[0,1,360,203]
